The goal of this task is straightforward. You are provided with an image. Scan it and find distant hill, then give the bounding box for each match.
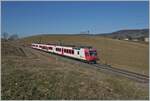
[22,29,149,39]
[22,29,149,41]
[97,29,149,39]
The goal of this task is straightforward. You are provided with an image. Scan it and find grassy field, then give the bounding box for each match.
[1,41,149,100]
[22,35,149,75]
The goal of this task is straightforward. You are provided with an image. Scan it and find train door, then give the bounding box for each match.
[77,51,79,55]
[80,49,85,60]
[74,50,79,58]
[77,51,80,59]
[74,48,81,59]
[77,50,84,59]
[62,48,64,55]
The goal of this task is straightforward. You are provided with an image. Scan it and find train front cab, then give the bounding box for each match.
[84,49,97,64]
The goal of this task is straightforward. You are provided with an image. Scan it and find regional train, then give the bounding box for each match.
[31,43,98,63]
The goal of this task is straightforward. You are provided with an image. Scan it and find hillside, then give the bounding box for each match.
[21,35,149,75]
[1,40,149,99]
[97,29,149,39]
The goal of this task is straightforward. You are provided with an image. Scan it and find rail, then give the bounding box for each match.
[92,64,149,83]
[31,46,149,83]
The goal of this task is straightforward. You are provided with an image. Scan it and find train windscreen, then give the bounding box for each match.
[89,51,97,56]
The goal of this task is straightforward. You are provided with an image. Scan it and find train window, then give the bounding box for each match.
[89,51,97,56]
[49,47,52,50]
[56,48,61,52]
[73,50,74,54]
[69,50,71,54]
[77,51,79,55]
[72,50,74,54]
[43,46,47,49]
[85,52,89,56]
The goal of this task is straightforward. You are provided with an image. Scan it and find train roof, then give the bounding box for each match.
[47,43,93,49]
[33,43,93,49]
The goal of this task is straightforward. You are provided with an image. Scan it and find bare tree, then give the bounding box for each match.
[87,30,90,34]
[2,32,9,40]
[126,35,132,40]
[8,34,19,40]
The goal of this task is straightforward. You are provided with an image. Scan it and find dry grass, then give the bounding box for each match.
[1,41,149,100]
[22,35,149,75]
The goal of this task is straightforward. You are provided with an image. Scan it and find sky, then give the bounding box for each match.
[1,1,149,37]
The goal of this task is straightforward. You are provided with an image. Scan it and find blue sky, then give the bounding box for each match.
[1,1,149,37]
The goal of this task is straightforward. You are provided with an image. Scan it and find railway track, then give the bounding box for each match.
[92,64,149,83]
[30,47,149,83]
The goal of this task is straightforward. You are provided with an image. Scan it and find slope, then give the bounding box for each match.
[1,40,149,100]
[21,35,149,75]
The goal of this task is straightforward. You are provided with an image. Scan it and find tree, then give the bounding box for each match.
[126,35,132,40]
[8,34,19,40]
[2,32,9,40]
[138,36,145,41]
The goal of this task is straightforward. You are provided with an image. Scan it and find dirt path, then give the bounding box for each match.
[26,47,54,59]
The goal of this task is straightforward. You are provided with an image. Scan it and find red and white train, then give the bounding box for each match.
[31,43,98,63]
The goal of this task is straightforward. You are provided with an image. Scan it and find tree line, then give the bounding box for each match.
[1,32,19,41]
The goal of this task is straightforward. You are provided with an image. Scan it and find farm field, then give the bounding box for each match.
[1,40,149,100]
[22,35,149,75]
